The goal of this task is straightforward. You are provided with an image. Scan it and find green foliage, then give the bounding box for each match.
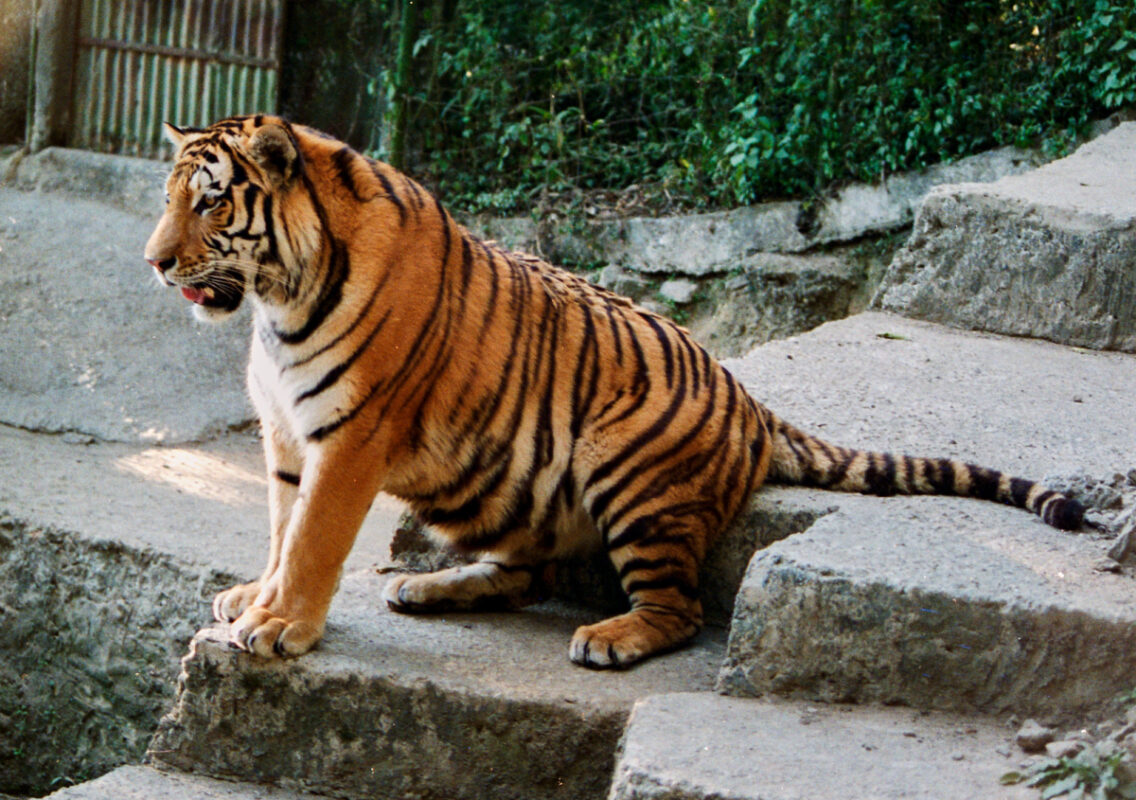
[283,0,1136,213]
[1002,746,1136,800]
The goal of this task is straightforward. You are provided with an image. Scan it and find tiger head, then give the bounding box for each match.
[144,116,309,322]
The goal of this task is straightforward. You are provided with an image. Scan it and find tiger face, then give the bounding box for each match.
[144,120,301,322]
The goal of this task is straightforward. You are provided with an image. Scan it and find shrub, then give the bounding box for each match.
[282,0,1136,212]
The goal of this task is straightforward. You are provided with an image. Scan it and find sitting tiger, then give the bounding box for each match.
[143,115,1084,669]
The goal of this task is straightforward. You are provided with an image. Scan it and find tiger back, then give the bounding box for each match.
[144,115,1083,668]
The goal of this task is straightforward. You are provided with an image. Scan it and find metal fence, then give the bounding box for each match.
[70,0,285,158]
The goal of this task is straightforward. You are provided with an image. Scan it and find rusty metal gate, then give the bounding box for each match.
[70,0,285,158]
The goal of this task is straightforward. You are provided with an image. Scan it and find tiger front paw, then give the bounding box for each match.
[568,609,699,669]
[212,581,262,623]
[228,605,324,658]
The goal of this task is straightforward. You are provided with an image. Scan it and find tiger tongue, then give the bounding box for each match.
[181,286,209,304]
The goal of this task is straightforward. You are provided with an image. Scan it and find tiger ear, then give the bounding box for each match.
[247,123,300,186]
[163,122,187,148]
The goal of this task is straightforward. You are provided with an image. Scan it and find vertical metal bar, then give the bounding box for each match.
[157,0,173,154]
[103,0,121,150]
[91,0,107,150]
[145,0,163,157]
[121,0,137,153]
[134,0,150,156]
[184,0,200,127]
[73,0,94,150]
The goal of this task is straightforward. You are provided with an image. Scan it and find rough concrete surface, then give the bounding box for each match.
[0,186,252,442]
[719,494,1136,719]
[876,122,1136,352]
[45,765,331,800]
[716,313,1136,719]
[609,693,1034,800]
[722,311,1133,478]
[148,570,726,800]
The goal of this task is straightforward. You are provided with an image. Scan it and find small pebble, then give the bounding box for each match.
[1045,740,1084,759]
[1016,719,1056,753]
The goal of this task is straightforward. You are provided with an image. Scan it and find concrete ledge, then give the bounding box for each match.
[718,495,1136,719]
[875,122,1136,352]
[147,572,726,800]
[609,693,1033,800]
[4,147,168,216]
[44,765,330,799]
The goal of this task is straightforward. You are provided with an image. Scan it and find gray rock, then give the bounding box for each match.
[1045,740,1085,759]
[1016,719,1057,753]
[875,122,1136,352]
[609,693,1033,800]
[657,278,699,304]
[717,494,1136,719]
[7,147,168,216]
[43,765,329,799]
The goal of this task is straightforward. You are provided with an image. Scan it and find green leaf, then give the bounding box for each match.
[1041,774,1083,799]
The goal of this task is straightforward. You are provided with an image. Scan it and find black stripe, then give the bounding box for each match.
[968,465,1001,501]
[368,163,408,225]
[332,146,367,202]
[587,347,689,522]
[618,556,686,579]
[864,453,897,496]
[927,459,957,494]
[1010,477,1034,508]
[274,470,300,486]
[623,575,699,601]
[295,306,393,402]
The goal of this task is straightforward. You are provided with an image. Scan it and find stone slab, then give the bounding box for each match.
[0,185,252,443]
[722,311,1134,479]
[608,145,1040,274]
[148,571,726,800]
[718,494,1136,720]
[609,693,1034,800]
[717,312,1136,719]
[875,122,1136,352]
[0,425,401,580]
[45,765,330,800]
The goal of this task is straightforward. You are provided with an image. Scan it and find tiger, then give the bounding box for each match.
[143,115,1084,669]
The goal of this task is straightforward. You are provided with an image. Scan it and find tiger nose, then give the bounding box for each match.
[146,257,176,273]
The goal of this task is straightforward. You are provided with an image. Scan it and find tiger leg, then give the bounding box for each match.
[213,418,302,623]
[569,517,703,669]
[383,560,554,613]
[228,439,381,657]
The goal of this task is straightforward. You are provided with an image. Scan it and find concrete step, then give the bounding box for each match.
[717,312,1136,720]
[876,121,1136,352]
[145,571,726,800]
[609,693,1034,800]
[44,764,330,799]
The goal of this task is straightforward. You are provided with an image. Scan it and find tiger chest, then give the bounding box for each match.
[246,334,355,444]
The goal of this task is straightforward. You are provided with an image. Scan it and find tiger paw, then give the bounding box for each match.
[382,563,539,613]
[212,581,262,622]
[568,610,698,669]
[382,571,459,613]
[228,605,324,658]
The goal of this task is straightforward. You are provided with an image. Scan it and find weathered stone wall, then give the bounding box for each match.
[0,516,233,796]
